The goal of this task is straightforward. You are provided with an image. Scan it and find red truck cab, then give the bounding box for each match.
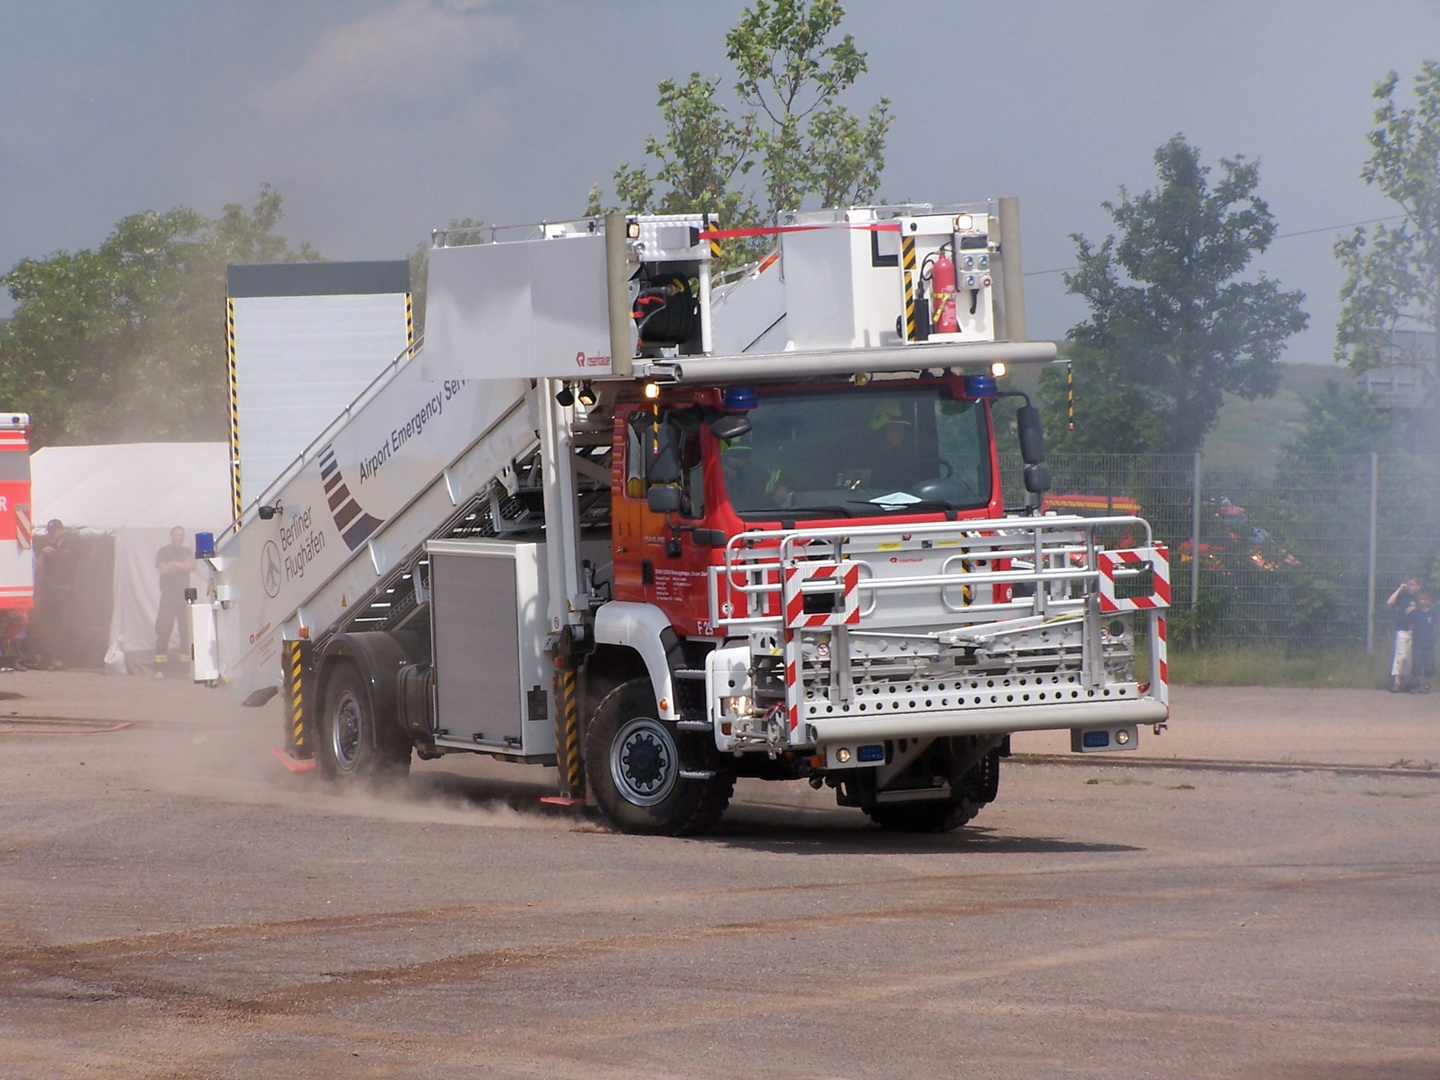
[611,375,1006,635]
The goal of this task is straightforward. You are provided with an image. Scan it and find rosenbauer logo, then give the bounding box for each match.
[575,350,610,369]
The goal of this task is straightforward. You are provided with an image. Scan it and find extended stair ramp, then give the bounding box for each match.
[198,337,543,704]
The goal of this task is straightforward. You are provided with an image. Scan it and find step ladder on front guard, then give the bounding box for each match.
[707,516,1170,757]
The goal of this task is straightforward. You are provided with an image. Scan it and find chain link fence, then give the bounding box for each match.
[999,452,1440,651]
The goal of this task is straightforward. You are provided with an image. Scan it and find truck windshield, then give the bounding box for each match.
[720,385,992,516]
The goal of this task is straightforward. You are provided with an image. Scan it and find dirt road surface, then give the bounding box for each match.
[1,671,1437,1079]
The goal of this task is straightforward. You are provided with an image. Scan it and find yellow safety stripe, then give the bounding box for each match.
[226,297,242,521]
[284,640,306,754]
[901,236,917,342]
[553,669,583,797]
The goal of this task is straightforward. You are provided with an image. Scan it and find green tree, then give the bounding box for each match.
[1284,381,1402,457]
[1335,62,1440,372]
[0,185,317,447]
[1043,136,1308,454]
[588,0,891,257]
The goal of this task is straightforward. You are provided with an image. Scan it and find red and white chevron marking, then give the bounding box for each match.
[783,625,802,735]
[1155,614,1169,705]
[1097,544,1170,613]
[782,561,860,629]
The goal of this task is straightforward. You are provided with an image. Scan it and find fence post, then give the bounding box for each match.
[1366,451,1379,653]
[1191,451,1201,648]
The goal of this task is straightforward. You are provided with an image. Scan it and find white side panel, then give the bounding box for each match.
[779,225,858,350]
[233,293,409,505]
[427,539,554,757]
[190,601,220,681]
[710,259,788,356]
[423,236,613,381]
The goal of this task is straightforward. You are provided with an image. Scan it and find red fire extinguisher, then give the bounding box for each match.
[930,248,959,334]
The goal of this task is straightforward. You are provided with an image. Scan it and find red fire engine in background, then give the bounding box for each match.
[0,413,34,656]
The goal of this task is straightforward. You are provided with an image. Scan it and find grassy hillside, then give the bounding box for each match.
[1201,363,1347,467]
[1000,358,1345,469]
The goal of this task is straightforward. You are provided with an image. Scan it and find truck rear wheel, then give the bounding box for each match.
[315,661,410,783]
[583,678,733,836]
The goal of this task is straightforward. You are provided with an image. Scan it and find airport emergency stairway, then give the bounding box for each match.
[212,338,612,698]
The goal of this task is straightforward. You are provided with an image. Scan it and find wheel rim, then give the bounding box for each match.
[331,689,364,773]
[609,716,678,807]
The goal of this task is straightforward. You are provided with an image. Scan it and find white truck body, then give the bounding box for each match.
[193,203,1169,834]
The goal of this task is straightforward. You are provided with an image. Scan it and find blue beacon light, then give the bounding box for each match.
[963,374,999,399]
[723,387,758,411]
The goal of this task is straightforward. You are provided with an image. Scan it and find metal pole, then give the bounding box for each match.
[1366,451,1379,652]
[997,197,1026,342]
[604,212,632,378]
[1191,451,1201,648]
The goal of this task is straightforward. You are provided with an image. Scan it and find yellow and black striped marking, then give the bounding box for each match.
[225,297,242,521]
[1067,358,1075,431]
[552,668,583,798]
[405,293,414,357]
[282,639,311,757]
[901,236,917,341]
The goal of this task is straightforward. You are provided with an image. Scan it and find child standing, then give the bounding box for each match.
[1387,576,1422,692]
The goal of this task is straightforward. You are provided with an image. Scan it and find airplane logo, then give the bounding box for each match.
[262,541,282,598]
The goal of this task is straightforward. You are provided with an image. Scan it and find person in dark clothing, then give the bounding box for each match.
[154,526,195,670]
[1412,592,1435,693]
[33,519,77,668]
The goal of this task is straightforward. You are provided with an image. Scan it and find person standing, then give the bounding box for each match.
[154,526,195,672]
[1412,592,1436,694]
[1386,575,1422,693]
[33,519,76,668]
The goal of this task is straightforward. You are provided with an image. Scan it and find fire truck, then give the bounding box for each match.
[0,413,34,658]
[191,201,1170,835]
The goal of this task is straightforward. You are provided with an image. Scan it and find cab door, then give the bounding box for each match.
[611,406,717,635]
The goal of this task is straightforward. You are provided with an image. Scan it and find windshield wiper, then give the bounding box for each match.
[740,504,855,518]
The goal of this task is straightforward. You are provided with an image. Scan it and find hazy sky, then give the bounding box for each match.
[2,0,1437,364]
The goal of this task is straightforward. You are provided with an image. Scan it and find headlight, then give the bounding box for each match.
[722,695,752,717]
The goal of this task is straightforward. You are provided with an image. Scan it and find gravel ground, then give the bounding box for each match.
[1,670,1436,1079]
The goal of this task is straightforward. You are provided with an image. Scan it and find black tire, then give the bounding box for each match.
[583,678,734,836]
[866,793,983,833]
[315,661,411,783]
[865,747,1000,833]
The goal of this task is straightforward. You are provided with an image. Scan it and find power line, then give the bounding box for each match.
[1021,213,1409,278]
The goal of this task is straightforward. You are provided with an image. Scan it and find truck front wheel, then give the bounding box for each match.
[315,661,410,783]
[583,678,733,836]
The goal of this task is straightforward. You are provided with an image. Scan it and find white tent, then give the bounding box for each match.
[31,443,230,672]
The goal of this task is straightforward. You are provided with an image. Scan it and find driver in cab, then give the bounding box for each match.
[866,401,914,492]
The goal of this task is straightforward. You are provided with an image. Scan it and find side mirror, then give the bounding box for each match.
[647,417,682,484]
[1017,404,1046,465]
[647,485,683,513]
[709,413,752,441]
[1023,463,1052,495]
